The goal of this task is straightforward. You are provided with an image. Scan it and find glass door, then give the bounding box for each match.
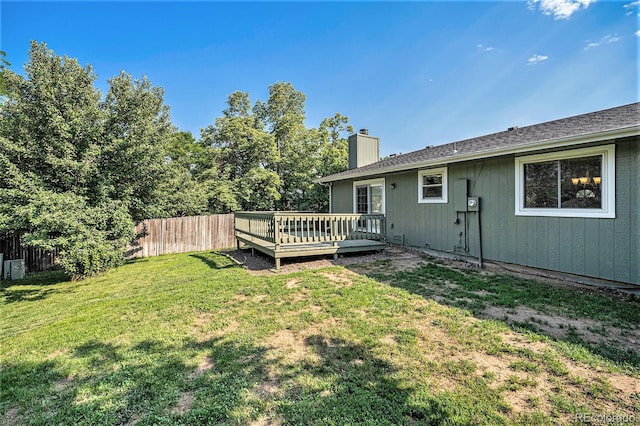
[354,181,384,233]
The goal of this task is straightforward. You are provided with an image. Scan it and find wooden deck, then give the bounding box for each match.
[234,212,387,270]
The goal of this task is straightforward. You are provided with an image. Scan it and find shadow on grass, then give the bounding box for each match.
[189,252,240,270]
[0,332,509,425]
[1,270,70,304]
[273,335,473,425]
[349,261,640,373]
[1,338,263,424]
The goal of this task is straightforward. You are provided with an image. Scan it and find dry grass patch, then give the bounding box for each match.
[285,279,300,289]
[190,356,215,378]
[264,329,317,366]
[485,305,640,352]
[170,391,194,415]
[2,408,21,426]
[319,271,354,287]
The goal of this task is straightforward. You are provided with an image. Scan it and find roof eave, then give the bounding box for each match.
[317,125,640,183]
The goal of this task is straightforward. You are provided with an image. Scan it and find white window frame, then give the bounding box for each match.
[418,167,448,204]
[514,144,615,218]
[352,178,385,214]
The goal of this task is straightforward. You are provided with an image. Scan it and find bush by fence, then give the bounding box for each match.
[1,214,237,273]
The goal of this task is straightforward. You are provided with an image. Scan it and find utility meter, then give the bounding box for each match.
[467,197,480,212]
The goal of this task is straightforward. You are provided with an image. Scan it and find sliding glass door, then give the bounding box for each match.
[353,179,384,233]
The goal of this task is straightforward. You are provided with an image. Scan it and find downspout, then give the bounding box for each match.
[476,209,483,268]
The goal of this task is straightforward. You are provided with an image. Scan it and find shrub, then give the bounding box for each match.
[17,191,134,280]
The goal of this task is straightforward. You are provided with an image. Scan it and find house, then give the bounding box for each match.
[318,103,640,285]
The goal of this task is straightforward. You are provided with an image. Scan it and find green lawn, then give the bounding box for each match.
[1,251,638,425]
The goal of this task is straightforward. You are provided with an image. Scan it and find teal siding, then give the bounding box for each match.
[329,138,639,284]
[349,134,380,169]
[331,181,354,213]
[631,139,640,284]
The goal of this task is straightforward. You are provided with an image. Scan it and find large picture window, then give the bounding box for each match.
[515,145,615,218]
[418,167,448,203]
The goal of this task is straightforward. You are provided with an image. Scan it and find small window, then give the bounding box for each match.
[418,167,448,203]
[515,145,615,218]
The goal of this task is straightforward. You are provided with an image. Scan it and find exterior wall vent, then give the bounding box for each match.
[391,234,405,245]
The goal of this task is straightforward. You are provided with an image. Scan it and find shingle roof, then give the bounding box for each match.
[319,102,640,183]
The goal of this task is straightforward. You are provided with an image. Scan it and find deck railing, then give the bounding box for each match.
[234,212,385,249]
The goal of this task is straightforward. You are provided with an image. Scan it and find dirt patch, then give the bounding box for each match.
[2,408,21,426]
[192,313,213,328]
[54,375,75,391]
[285,279,301,289]
[266,330,312,365]
[216,320,240,336]
[290,293,307,303]
[128,413,142,425]
[46,349,66,360]
[250,416,280,426]
[319,271,354,287]
[171,391,194,415]
[191,313,215,341]
[253,380,280,398]
[379,334,397,346]
[485,305,640,353]
[186,354,215,379]
[307,304,323,313]
[499,332,552,354]
[472,290,495,297]
[196,356,213,375]
[225,246,427,275]
[399,305,638,420]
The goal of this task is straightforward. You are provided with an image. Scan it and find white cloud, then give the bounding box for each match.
[635,30,640,37]
[584,34,622,50]
[476,44,495,52]
[528,54,549,65]
[624,1,640,15]
[528,0,595,19]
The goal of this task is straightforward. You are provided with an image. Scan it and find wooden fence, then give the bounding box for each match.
[0,214,236,273]
[126,214,236,259]
[0,233,60,273]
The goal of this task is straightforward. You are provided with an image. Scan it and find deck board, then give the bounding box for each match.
[235,232,386,268]
[234,212,386,270]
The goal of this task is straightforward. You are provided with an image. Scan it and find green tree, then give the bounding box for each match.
[0,42,103,196]
[101,71,174,220]
[154,131,209,217]
[0,42,177,278]
[306,113,352,211]
[200,91,280,211]
[198,84,352,212]
[0,50,10,96]
[256,82,311,209]
[166,131,204,173]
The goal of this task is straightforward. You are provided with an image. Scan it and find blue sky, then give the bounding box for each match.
[2,1,638,156]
